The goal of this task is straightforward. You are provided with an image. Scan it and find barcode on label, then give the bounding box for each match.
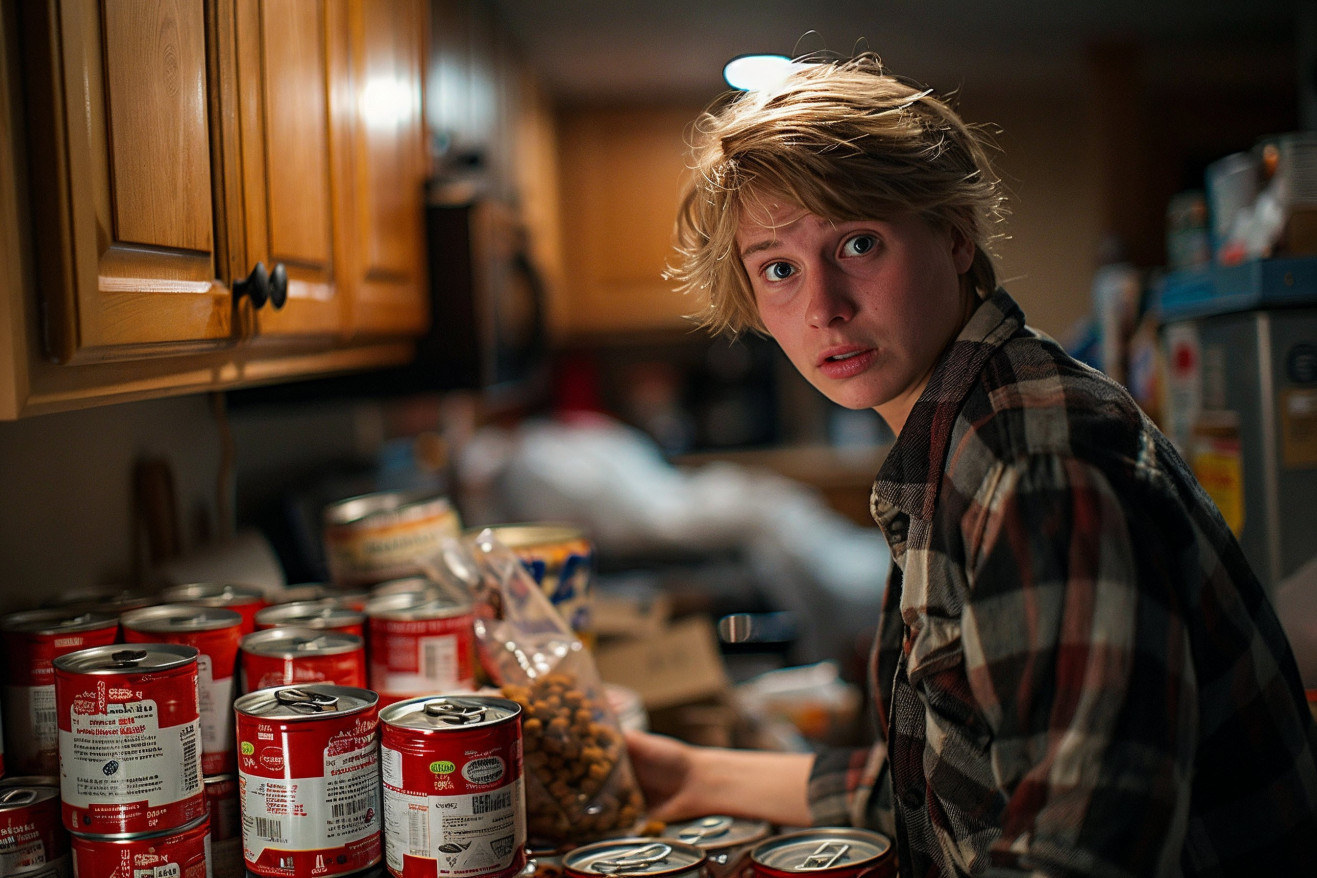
[256,816,282,839]
[421,638,456,684]
[408,809,427,849]
[180,725,200,792]
[34,709,55,730]
[332,794,374,818]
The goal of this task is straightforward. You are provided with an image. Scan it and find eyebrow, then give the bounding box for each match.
[738,239,778,261]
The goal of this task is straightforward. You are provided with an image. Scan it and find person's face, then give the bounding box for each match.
[737,197,975,433]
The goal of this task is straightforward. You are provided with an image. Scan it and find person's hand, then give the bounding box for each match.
[623,728,705,823]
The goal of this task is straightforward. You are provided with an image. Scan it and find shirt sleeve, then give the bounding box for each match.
[960,453,1195,875]
[807,743,896,836]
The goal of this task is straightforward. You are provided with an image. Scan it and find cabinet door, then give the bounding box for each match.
[23,0,234,365]
[339,0,429,338]
[233,0,346,341]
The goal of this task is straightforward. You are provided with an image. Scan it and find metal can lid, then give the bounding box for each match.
[381,694,521,731]
[564,839,707,878]
[162,582,265,604]
[0,775,59,789]
[364,584,468,618]
[324,488,452,527]
[122,604,244,633]
[0,607,118,635]
[271,583,333,603]
[668,816,771,851]
[749,829,892,873]
[240,627,363,657]
[234,683,377,719]
[254,601,364,629]
[479,523,588,550]
[0,783,60,809]
[53,642,198,674]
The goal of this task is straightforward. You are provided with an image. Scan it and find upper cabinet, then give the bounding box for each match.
[0,0,430,418]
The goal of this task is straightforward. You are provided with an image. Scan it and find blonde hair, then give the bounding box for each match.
[668,52,1008,336]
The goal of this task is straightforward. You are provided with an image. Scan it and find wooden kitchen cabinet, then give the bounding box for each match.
[0,0,429,419]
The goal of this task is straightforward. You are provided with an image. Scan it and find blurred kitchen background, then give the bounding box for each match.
[4,0,1317,734]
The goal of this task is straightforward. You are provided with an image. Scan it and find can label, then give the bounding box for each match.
[235,685,382,877]
[484,525,594,646]
[54,646,206,835]
[367,607,475,707]
[324,491,461,587]
[1,611,119,776]
[122,606,244,776]
[380,696,526,878]
[69,814,210,878]
[0,785,68,874]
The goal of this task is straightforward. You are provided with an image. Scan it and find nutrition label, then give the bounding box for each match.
[58,698,201,806]
[381,746,525,877]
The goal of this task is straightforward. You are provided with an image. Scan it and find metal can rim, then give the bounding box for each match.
[52,642,198,674]
[475,522,589,549]
[121,604,244,633]
[563,838,707,878]
[0,608,119,634]
[324,489,452,528]
[234,683,378,720]
[240,627,363,656]
[748,828,893,874]
[380,694,522,731]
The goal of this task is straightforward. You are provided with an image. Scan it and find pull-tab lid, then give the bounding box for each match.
[564,839,706,878]
[668,815,770,851]
[749,829,892,874]
[122,604,244,634]
[380,694,520,731]
[234,683,377,721]
[0,784,59,810]
[240,626,363,657]
[275,687,340,713]
[0,607,118,635]
[53,642,199,675]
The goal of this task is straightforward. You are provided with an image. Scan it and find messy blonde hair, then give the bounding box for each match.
[668,52,1007,337]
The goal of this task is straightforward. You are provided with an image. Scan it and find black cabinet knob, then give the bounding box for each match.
[235,261,288,311]
[235,261,271,308]
[269,263,288,310]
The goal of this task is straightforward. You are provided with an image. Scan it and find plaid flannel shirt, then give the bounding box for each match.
[807,289,1317,876]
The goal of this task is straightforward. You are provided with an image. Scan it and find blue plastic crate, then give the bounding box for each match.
[1154,257,1317,322]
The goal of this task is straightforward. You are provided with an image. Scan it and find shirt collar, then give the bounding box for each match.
[872,288,1026,521]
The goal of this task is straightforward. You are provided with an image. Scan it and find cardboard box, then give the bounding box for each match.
[594,615,731,711]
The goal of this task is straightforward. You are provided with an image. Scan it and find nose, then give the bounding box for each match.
[804,263,855,328]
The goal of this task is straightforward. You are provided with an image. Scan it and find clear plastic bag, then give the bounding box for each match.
[447,528,646,847]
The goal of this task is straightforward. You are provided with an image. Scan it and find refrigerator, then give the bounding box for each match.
[1157,257,1317,595]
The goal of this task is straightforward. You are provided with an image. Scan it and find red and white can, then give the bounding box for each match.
[53,644,206,835]
[380,695,526,878]
[748,829,896,878]
[69,814,210,878]
[205,774,242,878]
[254,600,367,639]
[234,684,382,877]
[121,604,244,777]
[323,489,462,588]
[162,582,268,635]
[0,780,70,877]
[563,839,707,878]
[365,587,475,708]
[239,627,368,694]
[0,608,120,776]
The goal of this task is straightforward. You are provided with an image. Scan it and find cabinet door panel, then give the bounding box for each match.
[27,0,232,364]
[236,0,342,337]
[341,0,428,337]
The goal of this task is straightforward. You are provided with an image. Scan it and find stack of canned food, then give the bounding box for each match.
[0,487,895,877]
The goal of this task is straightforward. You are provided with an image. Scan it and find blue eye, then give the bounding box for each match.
[765,261,795,281]
[843,234,877,256]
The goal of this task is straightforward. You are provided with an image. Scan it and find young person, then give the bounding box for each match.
[622,52,1317,875]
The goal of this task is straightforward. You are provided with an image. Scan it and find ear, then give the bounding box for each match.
[950,226,975,275]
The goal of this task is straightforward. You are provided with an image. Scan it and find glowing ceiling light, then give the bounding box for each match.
[723,54,797,91]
